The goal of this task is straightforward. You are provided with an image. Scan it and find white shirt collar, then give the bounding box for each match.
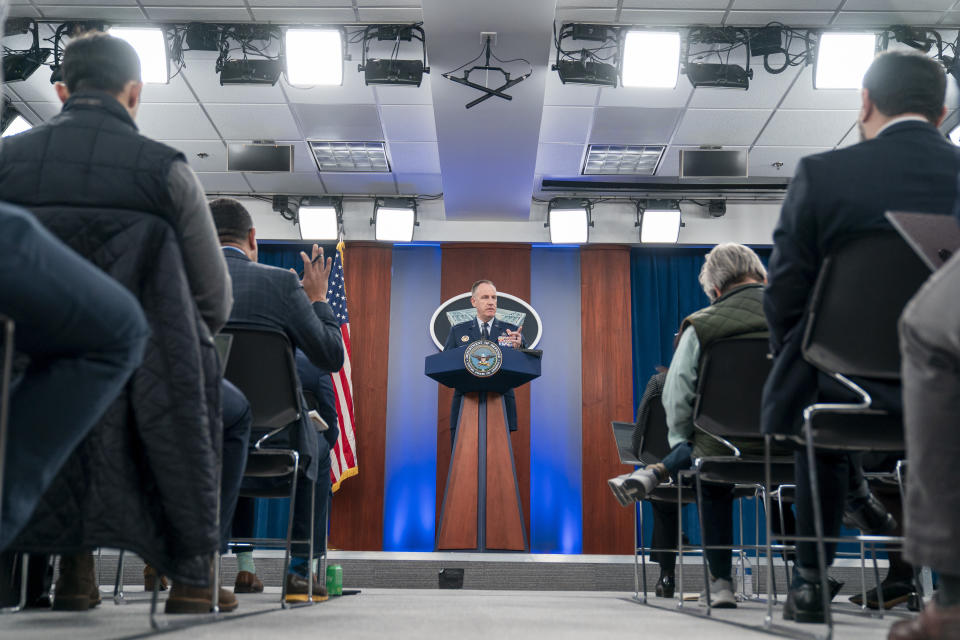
[875,115,928,137]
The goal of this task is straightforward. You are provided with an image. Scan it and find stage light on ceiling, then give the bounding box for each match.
[814,32,877,89]
[373,198,417,243]
[285,28,343,86]
[950,124,960,146]
[547,199,591,244]
[622,30,680,88]
[638,204,681,244]
[109,27,169,84]
[359,24,429,87]
[298,198,341,241]
[1,115,32,137]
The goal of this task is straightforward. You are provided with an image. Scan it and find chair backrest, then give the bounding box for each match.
[694,336,771,439]
[222,325,301,430]
[611,421,642,465]
[802,230,930,380]
[0,315,13,518]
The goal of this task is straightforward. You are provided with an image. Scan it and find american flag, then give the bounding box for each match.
[326,241,357,492]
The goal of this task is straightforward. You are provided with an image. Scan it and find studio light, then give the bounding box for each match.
[1,115,32,137]
[373,198,417,243]
[298,198,341,241]
[638,203,681,244]
[219,59,282,86]
[555,60,618,87]
[3,50,51,82]
[109,27,169,84]
[553,23,619,87]
[814,32,877,89]
[359,24,429,87]
[547,199,591,244]
[622,30,680,88]
[949,124,960,146]
[285,28,343,86]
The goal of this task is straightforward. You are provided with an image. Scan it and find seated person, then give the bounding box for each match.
[211,198,344,600]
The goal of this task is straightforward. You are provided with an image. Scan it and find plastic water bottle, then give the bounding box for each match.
[743,557,754,597]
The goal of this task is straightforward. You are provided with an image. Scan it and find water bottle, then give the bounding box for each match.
[743,557,753,597]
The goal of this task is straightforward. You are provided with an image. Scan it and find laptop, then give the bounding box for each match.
[213,334,233,376]
[886,211,960,271]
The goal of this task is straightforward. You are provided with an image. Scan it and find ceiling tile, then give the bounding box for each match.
[196,172,252,194]
[748,146,831,178]
[556,8,618,21]
[181,52,286,105]
[244,172,326,195]
[320,173,398,195]
[145,0,243,5]
[843,0,954,9]
[249,7,357,22]
[204,104,301,140]
[535,143,586,176]
[618,9,725,24]
[281,67,377,106]
[672,109,770,146]
[539,106,594,144]
[687,64,803,110]
[597,83,693,109]
[388,142,441,173]
[589,107,682,145]
[754,110,858,147]
[140,74,197,103]
[394,173,443,196]
[942,12,960,23]
[557,0,618,6]
[6,71,59,103]
[144,7,252,21]
[780,66,862,110]
[251,0,351,5]
[622,0,729,7]
[6,5,40,17]
[137,103,222,140]
[356,0,421,5]
[26,102,61,121]
[833,11,943,25]
[657,147,682,177]
[357,8,422,21]
[726,11,835,25]
[32,0,134,4]
[732,0,840,8]
[380,105,437,142]
[158,140,229,172]
[836,124,860,149]
[543,67,600,107]
[373,80,434,106]
[34,6,145,19]
[290,103,383,141]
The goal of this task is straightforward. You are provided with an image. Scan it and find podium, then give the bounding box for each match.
[425,345,541,552]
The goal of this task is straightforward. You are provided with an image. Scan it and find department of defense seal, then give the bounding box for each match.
[464,340,503,378]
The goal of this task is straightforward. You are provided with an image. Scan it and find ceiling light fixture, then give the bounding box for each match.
[622,30,680,88]
[309,141,390,173]
[298,197,342,241]
[109,27,169,84]
[637,201,682,244]
[949,124,960,146]
[372,197,417,243]
[2,19,53,82]
[582,144,665,176]
[285,28,343,86]
[684,27,752,90]
[814,32,877,89]
[553,23,619,87]
[1,115,32,137]
[358,24,429,87]
[546,199,592,244]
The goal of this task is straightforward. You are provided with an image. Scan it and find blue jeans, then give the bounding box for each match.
[0,204,149,550]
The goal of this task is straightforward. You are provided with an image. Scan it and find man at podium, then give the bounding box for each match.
[443,280,524,447]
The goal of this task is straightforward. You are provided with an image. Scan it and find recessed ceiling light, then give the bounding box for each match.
[814,32,877,90]
[309,141,390,173]
[109,27,169,84]
[1,114,32,137]
[583,144,665,175]
[285,29,343,86]
[622,31,681,89]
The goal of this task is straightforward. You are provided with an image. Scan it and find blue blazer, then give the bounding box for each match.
[443,318,521,433]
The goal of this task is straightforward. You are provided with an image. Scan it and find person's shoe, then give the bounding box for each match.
[233,570,264,594]
[888,600,960,640]
[52,552,101,611]
[143,564,168,592]
[850,581,916,610]
[284,571,328,603]
[165,583,238,614]
[655,573,675,598]
[701,577,737,609]
[783,574,826,623]
[607,468,661,506]
[843,493,897,535]
[828,576,844,601]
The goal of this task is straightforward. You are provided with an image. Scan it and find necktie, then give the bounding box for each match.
[482,322,489,340]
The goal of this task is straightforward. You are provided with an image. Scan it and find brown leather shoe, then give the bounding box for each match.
[284,571,328,603]
[165,583,238,614]
[143,564,168,592]
[234,570,264,594]
[52,552,101,611]
[888,601,960,640]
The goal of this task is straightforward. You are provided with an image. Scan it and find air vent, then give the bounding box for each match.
[309,141,391,173]
[582,144,665,176]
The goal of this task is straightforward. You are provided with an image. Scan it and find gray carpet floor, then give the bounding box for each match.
[0,587,908,640]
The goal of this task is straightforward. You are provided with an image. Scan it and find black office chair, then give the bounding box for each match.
[795,230,929,632]
[222,325,320,608]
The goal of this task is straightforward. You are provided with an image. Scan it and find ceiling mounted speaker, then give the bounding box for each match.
[227,144,294,172]
[680,149,748,179]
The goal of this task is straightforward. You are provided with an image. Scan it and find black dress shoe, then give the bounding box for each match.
[843,493,897,535]
[849,580,915,609]
[655,574,675,598]
[783,575,825,624]
[828,577,844,601]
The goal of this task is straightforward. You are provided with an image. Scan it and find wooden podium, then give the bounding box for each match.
[425,346,540,552]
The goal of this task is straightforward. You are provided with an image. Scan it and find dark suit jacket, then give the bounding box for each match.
[223,248,345,478]
[443,318,521,433]
[761,120,960,435]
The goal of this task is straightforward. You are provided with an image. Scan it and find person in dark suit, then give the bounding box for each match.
[210,198,345,601]
[442,280,523,447]
[761,51,960,624]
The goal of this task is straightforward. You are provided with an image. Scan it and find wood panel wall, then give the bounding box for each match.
[329,242,392,550]
[436,244,532,540]
[580,246,635,554]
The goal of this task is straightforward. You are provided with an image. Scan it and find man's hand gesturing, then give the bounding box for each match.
[294,244,333,303]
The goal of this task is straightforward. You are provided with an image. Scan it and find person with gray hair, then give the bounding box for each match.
[609,242,769,607]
